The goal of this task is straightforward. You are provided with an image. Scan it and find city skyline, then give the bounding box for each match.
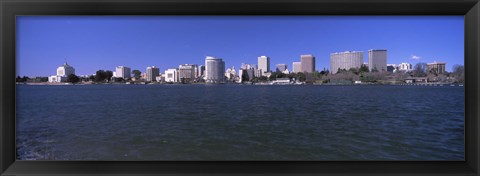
[17,16,464,77]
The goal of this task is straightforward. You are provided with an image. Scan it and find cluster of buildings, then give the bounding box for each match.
[46,49,448,83]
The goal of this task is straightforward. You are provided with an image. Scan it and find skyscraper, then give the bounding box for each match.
[292,62,302,73]
[330,51,364,74]
[300,54,315,73]
[368,49,387,72]
[258,56,270,76]
[178,64,196,83]
[146,66,159,82]
[115,66,131,79]
[205,56,225,83]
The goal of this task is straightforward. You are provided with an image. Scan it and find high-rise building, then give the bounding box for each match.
[427,62,446,74]
[300,54,315,73]
[205,56,225,83]
[178,64,196,83]
[330,51,364,74]
[49,62,76,82]
[368,49,387,72]
[115,66,131,79]
[198,65,205,78]
[165,69,178,83]
[276,64,287,72]
[258,56,270,76]
[292,62,302,73]
[398,62,413,72]
[146,66,160,82]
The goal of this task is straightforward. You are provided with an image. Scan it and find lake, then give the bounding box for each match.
[16,84,465,160]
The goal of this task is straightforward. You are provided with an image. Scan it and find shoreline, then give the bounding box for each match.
[17,82,464,86]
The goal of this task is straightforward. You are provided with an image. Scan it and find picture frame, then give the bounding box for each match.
[1,0,479,175]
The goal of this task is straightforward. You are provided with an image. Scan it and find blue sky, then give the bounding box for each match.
[17,16,464,77]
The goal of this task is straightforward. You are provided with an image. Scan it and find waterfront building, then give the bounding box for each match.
[427,62,446,74]
[178,64,196,83]
[198,65,205,77]
[292,62,302,73]
[300,54,315,73]
[368,49,387,72]
[146,66,160,82]
[239,63,256,82]
[115,66,131,79]
[205,56,225,83]
[225,66,237,81]
[330,51,363,74]
[155,74,164,82]
[399,62,413,72]
[258,56,270,76]
[48,62,75,83]
[276,64,287,73]
[387,64,397,73]
[165,69,178,83]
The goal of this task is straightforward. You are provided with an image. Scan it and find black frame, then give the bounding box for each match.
[1,0,479,175]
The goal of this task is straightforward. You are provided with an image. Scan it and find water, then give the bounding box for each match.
[15,84,465,160]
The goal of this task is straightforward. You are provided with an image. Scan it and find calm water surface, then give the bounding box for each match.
[16,84,464,160]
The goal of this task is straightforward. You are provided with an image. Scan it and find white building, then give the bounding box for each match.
[156,74,165,82]
[292,62,302,73]
[368,49,387,72]
[398,62,413,72]
[115,66,131,79]
[165,69,178,83]
[225,66,237,81]
[257,56,270,76]
[330,51,364,74]
[146,66,160,82]
[48,62,75,83]
[205,56,225,83]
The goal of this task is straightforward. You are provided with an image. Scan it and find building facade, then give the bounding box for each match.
[368,49,387,72]
[300,54,315,73]
[292,62,302,73]
[205,56,225,83]
[330,51,364,74]
[178,64,196,83]
[115,66,131,79]
[49,62,75,83]
[146,66,160,82]
[427,62,446,74]
[398,62,413,72]
[165,69,178,83]
[257,56,270,76]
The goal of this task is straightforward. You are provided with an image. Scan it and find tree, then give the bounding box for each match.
[359,64,369,73]
[452,64,464,83]
[132,70,141,79]
[95,70,107,82]
[413,63,427,77]
[67,74,80,83]
[371,67,379,73]
[296,72,306,82]
[105,70,113,82]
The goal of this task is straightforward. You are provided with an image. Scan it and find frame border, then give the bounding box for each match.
[1,0,479,175]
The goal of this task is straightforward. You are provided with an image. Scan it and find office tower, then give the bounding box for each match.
[165,69,178,83]
[146,66,160,82]
[330,51,364,74]
[115,66,131,79]
[178,64,196,83]
[300,54,315,73]
[368,49,387,72]
[276,64,287,72]
[292,62,302,73]
[205,56,225,83]
[427,62,446,74]
[258,56,270,76]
